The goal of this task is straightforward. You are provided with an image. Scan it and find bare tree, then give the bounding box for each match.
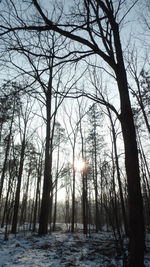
[11,96,34,234]
[0,1,145,264]
[63,104,79,233]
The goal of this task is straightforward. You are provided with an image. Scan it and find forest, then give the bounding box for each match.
[0,0,150,266]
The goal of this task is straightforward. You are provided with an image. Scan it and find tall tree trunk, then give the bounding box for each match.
[116,68,145,266]
[11,133,26,234]
[52,143,60,231]
[111,148,123,250]
[82,170,88,235]
[107,107,128,236]
[111,19,145,265]
[38,99,52,235]
[78,106,88,235]
[38,50,54,235]
[33,156,42,232]
[94,142,99,232]
[71,146,76,233]
[20,162,31,225]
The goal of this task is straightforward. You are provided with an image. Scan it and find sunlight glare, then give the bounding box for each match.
[74,159,85,172]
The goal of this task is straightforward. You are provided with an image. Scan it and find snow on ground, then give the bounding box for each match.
[0,225,150,267]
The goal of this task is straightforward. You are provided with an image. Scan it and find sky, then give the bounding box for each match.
[0,0,149,203]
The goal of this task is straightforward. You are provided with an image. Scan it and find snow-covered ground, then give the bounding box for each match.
[0,225,150,267]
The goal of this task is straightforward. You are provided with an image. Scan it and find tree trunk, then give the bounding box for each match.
[33,156,42,232]
[71,146,76,233]
[107,107,128,236]
[82,171,88,235]
[38,100,52,235]
[38,52,54,235]
[20,164,31,225]
[116,68,145,266]
[11,134,26,234]
[53,143,60,231]
[111,19,145,265]
[38,152,51,235]
[111,149,123,250]
[94,143,99,232]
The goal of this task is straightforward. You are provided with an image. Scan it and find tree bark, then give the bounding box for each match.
[33,155,42,232]
[110,17,144,265]
[11,133,26,234]
[38,96,52,235]
[116,67,145,266]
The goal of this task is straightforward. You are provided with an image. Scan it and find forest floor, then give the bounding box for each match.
[0,224,150,267]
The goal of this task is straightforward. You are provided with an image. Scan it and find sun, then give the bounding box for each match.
[74,159,85,172]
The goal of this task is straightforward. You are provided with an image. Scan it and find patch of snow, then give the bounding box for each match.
[0,226,150,267]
